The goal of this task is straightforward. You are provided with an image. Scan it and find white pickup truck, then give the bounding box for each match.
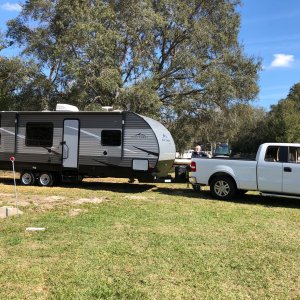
[190,143,300,200]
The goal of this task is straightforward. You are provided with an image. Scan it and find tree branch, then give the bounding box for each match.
[160,88,205,102]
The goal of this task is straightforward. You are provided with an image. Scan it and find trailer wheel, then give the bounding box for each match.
[210,176,236,200]
[20,171,35,186]
[38,172,54,187]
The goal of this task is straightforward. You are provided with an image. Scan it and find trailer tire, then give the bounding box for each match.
[20,171,35,186]
[38,172,54,187]
[210,176,236,200]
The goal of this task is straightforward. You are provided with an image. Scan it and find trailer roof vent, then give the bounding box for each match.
[56,104,79,112]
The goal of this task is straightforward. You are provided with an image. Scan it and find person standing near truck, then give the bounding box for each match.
[191,145,209,158]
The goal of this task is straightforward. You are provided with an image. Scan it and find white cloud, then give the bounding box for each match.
[1,2,22,12]
[270,54,294,68]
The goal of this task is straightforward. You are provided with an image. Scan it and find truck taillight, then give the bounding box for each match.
[191,161,196,172]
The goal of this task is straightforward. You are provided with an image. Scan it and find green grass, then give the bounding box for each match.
[0,174,299,299]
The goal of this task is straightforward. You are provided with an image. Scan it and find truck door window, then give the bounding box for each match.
[288,147,300,163]
[264,146,280,162]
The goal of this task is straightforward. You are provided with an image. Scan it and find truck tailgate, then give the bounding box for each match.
[191,158,258,190]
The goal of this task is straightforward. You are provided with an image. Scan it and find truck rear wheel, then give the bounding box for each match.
[210,176,236,200]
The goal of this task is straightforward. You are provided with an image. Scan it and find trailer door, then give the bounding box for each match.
[63,119,79,169]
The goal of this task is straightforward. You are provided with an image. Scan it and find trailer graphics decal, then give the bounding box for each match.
[93,159,119,167]
[133,133,148,139]
[162,134,171,142]
[133,146,159,157]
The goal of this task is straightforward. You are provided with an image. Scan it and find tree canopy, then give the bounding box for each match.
[4,0,260,114]
[229,83,300,154]
[0,55,49,111]
[266,83,300,143]
[0,0,263,151]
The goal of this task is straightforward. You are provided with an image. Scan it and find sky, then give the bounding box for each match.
[0,0,299,111]
[239,0,300,109]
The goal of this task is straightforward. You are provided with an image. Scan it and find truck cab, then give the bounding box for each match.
[257,143,300,195]
[190,143,300,200]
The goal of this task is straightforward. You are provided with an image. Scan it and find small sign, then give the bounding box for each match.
[10,156,15,162]
[26,227,46,232]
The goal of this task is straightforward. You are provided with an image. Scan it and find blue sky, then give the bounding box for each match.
[0,0,299,110]
[239,0,300,109]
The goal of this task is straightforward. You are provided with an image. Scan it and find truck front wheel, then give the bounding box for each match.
[210,176,236,200]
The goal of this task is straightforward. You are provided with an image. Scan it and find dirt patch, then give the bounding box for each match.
[113,222,132,230]
[0,193,31,207]
[0,191,110,212]
[0,193,68,211]
[44,196,66,202]
[29,195,68,211]
[73,197,109,204]
[68,208,87,217]
[0,193,14,197]
[125,195,149,200]
[84,177,129,184]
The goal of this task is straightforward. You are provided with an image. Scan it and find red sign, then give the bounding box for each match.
[10,156,15,162]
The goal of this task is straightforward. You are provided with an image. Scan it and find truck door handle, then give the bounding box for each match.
[284,167,292,172]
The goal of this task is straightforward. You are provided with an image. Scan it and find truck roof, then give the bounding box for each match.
[261,142,300,147]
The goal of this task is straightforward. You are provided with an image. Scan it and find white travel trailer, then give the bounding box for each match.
[0,105,176,186]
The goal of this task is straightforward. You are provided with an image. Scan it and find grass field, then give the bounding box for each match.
[0,172,299,299]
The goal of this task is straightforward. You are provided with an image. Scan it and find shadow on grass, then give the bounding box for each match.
[1,177,300,209]
[0,177,155,194]
[154,186,300,209]
[76,181,156,193]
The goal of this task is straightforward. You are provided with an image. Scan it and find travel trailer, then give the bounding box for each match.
[0,105,176,186]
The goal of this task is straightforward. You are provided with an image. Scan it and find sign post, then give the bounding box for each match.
[10,156,19,217]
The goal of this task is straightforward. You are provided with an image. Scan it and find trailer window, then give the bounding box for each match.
[101,130,121,146]
[26,122,53,147]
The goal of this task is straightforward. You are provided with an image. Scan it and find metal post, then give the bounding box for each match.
[10,156,19,217]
